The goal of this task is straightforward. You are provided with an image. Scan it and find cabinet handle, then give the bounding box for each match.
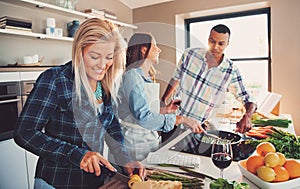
[0,99,21,104]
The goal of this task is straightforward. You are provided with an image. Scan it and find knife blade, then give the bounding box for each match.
[100,164,130,183]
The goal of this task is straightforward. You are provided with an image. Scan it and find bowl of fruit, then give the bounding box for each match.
[238,142,300,189]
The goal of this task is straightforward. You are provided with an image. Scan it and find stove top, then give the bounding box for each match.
[169,130,255,161]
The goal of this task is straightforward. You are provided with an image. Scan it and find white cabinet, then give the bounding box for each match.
[26,151,38,189]
[0,139,29,189]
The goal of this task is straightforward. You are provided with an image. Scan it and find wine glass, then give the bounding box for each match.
[211,139,233,178]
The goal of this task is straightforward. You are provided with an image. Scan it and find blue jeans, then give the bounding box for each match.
[34,178,55,189]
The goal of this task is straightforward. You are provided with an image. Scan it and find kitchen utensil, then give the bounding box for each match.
[202,131,221,140]
[99,164,130,183]
[194,130,242,160]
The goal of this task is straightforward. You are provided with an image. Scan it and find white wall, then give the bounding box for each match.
[133,0,300,135]
[0,0,133,67]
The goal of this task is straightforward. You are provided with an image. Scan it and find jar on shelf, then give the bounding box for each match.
[67,20,79,37]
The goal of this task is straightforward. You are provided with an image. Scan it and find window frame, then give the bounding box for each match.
[184,8,271,90]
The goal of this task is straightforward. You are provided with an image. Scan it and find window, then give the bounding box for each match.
[185,8,270,102]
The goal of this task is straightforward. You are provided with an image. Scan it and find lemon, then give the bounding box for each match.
[257,166,276,182]
[276,152,286,166]
[252,113,260,121]
[264,152,280,168]
[128,174,142,188]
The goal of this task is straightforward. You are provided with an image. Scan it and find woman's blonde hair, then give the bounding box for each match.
[72,18,126,111]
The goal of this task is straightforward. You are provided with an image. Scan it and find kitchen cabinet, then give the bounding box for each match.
[0,71,41,189]
[26,151,38,189]
[0,139,29,189]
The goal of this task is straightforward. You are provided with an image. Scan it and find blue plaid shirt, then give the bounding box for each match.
[173,48,256,122]
[14,62,131,189]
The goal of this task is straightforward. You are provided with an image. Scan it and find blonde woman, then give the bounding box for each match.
[14,18,144,189]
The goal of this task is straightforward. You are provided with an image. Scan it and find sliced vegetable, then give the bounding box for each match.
[128,174,142,188]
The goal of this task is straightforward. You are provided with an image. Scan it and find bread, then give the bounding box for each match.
[131,180,182,189]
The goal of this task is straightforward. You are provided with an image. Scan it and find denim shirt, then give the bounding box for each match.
[14,62,131,188]
[117,68,176,132]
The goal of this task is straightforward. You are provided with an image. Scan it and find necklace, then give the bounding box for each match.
[94,81,103,101]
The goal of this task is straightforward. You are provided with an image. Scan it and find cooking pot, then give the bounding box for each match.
[194,130,255,161]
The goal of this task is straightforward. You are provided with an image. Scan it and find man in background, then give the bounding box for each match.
[161,24,257,134]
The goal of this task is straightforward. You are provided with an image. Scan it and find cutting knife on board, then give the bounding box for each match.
[99,164,130,183]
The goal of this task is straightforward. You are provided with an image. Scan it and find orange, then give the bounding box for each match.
[256,142,276,157]
[283,159,300,179]
[272,166,289,182]
[246,155,265,174]
[264,152,280,168]
[257,166,276,182]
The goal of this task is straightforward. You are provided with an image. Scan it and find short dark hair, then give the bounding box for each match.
[211,24,231,36]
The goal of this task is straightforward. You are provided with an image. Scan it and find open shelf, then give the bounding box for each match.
[0,28,73,41]
[0,0,137,29]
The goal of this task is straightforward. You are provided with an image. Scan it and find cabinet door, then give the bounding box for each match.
[26,151,38,189]
[0,139,29,189]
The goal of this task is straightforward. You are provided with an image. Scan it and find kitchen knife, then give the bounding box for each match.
[100,164,130,183]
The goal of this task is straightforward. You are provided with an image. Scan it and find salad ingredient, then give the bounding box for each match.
[209,178,249,189]
[246,128,300,159]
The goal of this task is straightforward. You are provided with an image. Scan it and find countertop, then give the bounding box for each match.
[142,114,298,189]
[0,66,52,72]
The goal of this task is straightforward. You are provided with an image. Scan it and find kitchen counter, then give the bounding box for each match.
[0,66,52,72]
[142,114,299,189]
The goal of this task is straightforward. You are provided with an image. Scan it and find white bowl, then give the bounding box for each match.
[238,159,300,189]
[22,56,33,64]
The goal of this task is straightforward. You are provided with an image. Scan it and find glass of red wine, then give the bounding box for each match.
[211,139,233,178]
[172,91,182,107]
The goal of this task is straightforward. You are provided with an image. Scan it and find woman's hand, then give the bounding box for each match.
[124,161,146,180]
[178,116,205,134]
[80,151,116,176]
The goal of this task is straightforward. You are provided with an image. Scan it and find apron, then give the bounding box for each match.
[120,83,160,161]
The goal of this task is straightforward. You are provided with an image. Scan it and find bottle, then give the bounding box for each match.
[67,20,79,37]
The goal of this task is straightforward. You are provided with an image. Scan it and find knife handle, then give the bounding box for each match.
[99,164,116,177]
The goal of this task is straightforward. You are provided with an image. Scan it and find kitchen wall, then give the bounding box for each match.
[0,0,133,67]
[132,0,300,135]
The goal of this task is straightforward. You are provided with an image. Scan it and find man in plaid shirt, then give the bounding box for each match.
[162,24,257,133]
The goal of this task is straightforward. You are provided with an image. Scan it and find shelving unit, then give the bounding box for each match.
[0,28,73,41]
[0,0,137,42]
[1,0,137,29]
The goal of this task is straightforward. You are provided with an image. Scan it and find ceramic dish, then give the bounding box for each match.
[238,159,300,189]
